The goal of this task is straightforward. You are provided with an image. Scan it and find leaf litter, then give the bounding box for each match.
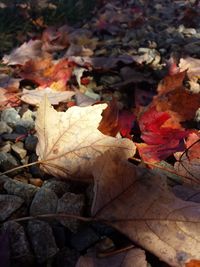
[1,0,200,266]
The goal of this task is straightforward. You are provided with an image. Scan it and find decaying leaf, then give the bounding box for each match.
[92,151,200,267]
[35,97,135,179]
[179,57,200,80]
[76,248,147,267]
[21,88,75,105]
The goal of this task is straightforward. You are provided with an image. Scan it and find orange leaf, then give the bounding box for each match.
[186,260,200,267]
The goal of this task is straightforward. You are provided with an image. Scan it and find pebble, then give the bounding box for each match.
[0,194,24,221]
[11,141,27,160]
[57,192,85,232]
[42,179,70,198]
[70,226,100,252]
[0,152,20,174]
[29,178,43,187]
[1,133,26,142]
[0,174,11,193]
[4,179,38,205]
[0,121,12,134]
[1,108,21,127]
[0,141,12,153]
[17,109,35,130]
[54,248,79,267]
[2,221,34,267]
[30,187,58,216]
[24,135,38,152]
[14,125,28,135]
[28,153,44,178]
[27,220,59,263]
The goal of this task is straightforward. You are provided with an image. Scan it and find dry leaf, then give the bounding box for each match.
[76,248,147,267]
[21,88,75,105]
[174,131,200,184]
[92,151,200,266]
[179,57,200,80]
[2,40,43,65]
[35,97,135,179]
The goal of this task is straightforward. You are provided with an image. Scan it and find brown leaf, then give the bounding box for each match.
[92,151,200,266]
[154,86,200,122]
[98,99,119,137]
[157,71,186,95]
[35,97,135,179]
[76,248,147,267]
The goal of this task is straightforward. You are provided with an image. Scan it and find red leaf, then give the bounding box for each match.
[137,106,188,162]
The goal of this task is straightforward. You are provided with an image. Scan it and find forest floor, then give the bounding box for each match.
[0,1,200,267]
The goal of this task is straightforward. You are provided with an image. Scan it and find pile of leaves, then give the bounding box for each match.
[1,0,200,266]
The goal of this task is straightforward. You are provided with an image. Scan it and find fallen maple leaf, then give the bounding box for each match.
[92,151,200,267]
[153,72,200,123]
[137,106,188,163]
[76,248,147,267]
[20,58,73,89]
[35,97,135,179]
[157,71,186,95]
[21,88,75,105]
[2,40,43,66]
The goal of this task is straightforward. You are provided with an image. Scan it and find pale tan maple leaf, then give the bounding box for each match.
[76,248,147,267]
[21,88,75,105]
[92,151,200,267]
[35,97,135,179]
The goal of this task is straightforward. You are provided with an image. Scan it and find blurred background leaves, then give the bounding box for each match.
[0,0,97,56]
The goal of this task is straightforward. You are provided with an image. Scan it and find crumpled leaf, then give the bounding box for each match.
[179,57,200,80]
[153,72,200,123]
[21,88,75,105]
[75,90,96,107]
[92,151,200,267]
[76,248,147,267]
[68,55,140,70]
[2,40,43,65]
[157,71,186,95]
[20,58,73,89]
[137,106,188,163]
[35,97,135,179]
[0,88,21,110]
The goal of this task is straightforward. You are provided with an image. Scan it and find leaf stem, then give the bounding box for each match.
[11,213,93,223]
[0,161,41,177]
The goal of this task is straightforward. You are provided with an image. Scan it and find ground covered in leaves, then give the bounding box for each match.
[0,0,200,267]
